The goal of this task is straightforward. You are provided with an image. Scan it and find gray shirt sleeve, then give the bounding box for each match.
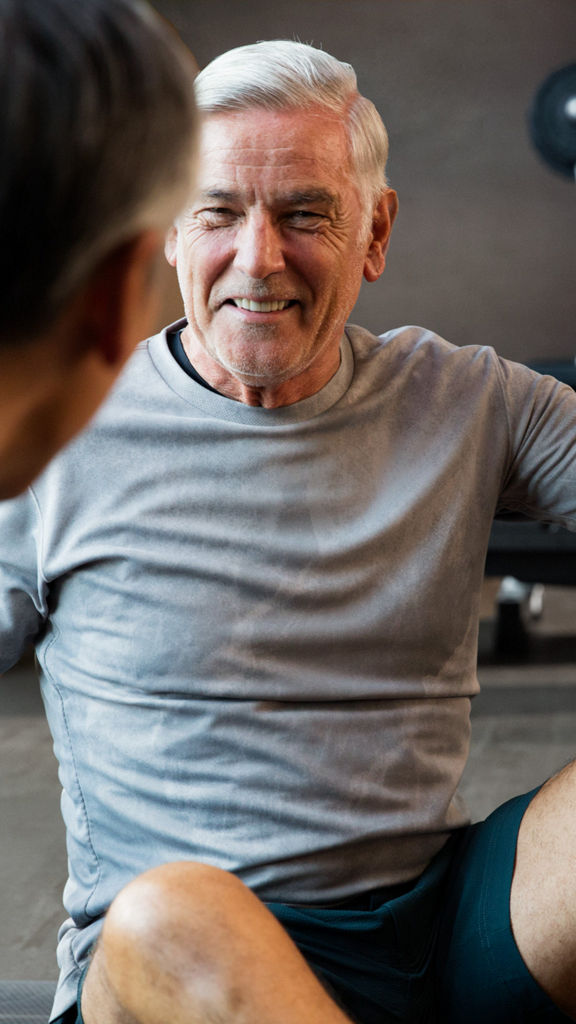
[0,488,47,671]
[495,354,576,525]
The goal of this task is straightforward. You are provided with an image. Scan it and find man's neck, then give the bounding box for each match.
[180,327,341,409]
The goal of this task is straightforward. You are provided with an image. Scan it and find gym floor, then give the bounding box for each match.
[1,583,575,982]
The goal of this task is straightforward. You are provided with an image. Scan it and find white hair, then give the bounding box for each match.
[194,40,390,212]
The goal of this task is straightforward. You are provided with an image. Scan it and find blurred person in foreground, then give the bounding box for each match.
[0,0,198,498]
[2,38,576,1024]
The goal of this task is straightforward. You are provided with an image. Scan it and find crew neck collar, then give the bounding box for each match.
[148,319,355,425]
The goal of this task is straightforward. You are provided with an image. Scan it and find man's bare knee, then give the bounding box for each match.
[105,860,250,950]
[83,861,352,1024]
[81,862,252,1023]
[95,863,254,1017]
[510,761,576,1019]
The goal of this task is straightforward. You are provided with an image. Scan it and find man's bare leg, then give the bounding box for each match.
[510,759,576,1019]
[81,861,353,1024]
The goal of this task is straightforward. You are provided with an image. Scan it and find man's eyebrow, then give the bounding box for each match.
[281,188,338,208]
[198,188,240,204]
[196,187,338,208]
[192,187,341,222]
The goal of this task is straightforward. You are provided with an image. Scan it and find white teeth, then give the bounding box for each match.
[234,298,291,312]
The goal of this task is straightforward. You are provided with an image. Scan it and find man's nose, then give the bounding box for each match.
[233,212,286,279]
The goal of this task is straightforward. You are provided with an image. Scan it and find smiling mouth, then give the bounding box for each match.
[227,298,297,313]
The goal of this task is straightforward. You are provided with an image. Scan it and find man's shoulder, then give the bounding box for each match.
[345,322,497,371]
[342,324,515,418]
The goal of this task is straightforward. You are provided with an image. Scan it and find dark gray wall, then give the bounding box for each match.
[154,0,576,363]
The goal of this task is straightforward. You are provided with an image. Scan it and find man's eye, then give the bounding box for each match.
[202,208,237,225]
[287,211,325,228]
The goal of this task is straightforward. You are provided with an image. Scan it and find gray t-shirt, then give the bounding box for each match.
[1,321,575,1019]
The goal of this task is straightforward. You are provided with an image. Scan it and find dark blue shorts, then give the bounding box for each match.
[53,787,570,1024]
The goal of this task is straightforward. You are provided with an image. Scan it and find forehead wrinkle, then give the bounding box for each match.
[201,138,341,174]
[202,139,317,162]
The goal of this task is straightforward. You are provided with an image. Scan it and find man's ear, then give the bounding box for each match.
[80,229,165,369]
[164,224,179,268]
[363,189,398,283]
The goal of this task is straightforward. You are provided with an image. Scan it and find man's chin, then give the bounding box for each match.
[218,355,300,389]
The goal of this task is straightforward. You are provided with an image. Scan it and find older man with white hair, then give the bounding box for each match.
[0,38,575,1024]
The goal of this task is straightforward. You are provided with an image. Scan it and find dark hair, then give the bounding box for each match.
[0,0,197,341]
